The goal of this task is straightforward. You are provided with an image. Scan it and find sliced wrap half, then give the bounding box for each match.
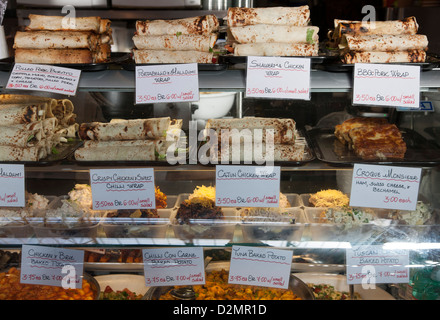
[135,15,219,36]
[227,6,310,27]
[133,49,213,64]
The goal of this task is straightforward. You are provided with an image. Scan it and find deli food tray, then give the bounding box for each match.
[292,273,395,300]
[307,127,440,166]
[197,131,316,167]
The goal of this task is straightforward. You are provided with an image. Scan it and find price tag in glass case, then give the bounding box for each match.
[346,245,409,285]
[350,163,421,211]
[7,63,81,96]
[142,247,205,287]
[20,245,85,288]
[0,164,25,207]
[215,165,280,207]
[90,168,156,210]
[246,56,311,100]
[229,246,293,289]
[353,63,420,108]
[135,63,199,104]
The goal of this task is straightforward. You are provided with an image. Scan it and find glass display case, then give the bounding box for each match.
[0,66,439,301]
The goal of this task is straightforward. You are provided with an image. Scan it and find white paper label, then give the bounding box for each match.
[135,63,199,104]
[7,63,81,95]
[229,246,293,289]
[353,63,420,108]
[142,247,205,286]
[20,245,84,288]
[90,168,155,210]
[350,164,421,211]
[346,245,409,285]
[246,56,311,100]
[215,165,280,207]
[0,164,25,207]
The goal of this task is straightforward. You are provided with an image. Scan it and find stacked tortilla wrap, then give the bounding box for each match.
[329,16,428,63]
[74,117,183,161]
[0,94,78,161]
[226,6,319,57]
[132,15,219,64]
[14,14,113,64]
[203,117,306,163]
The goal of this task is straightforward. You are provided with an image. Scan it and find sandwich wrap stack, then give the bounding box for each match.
[227,6,319,57]
[0,94,78,161]
[133,15,219,64]
[14,14,113,64]
[204,117,305,162]
[329,16,428,63]
[74,117,183,161]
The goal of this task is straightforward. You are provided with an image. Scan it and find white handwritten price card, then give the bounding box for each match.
[0,164,25,207]
[353,63,420,108]
[142,247,205,286]
[246,56,311,100]
[229,246,293,289]
[350,164,421,211]
[90,168,155,210]
[215,165,280,207]
[346,245,409,285]
[7,63,81,96]
[20,245,84,288]
[135,63,199,104]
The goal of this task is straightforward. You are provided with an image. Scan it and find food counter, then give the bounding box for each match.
[0,3,439,304]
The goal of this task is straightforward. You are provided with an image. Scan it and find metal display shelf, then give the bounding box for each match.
[2,68,440,92]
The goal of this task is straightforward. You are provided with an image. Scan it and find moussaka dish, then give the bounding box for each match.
[334,118,406,160]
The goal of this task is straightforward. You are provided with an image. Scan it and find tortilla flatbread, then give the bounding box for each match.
[133,33,217,52]
[133,49,213,64]
[0,122,43,147]
[14,31,100,50]
[78,117,180,141]
[0,143,47,161]
[0,103,47,124]
[136,15,219,36]
[74,139,165,161]
[333,16,419,40]
[229,25,319,44]
[25,14,101,33]
[343,50,427,63]
[217,142,305,162]
[206,117,297,144]
[340,34,428,52]
[227,6,310,27]
[14,48,96,64]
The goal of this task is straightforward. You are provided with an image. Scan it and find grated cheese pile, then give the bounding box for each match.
[309,189,350,207]
[188,185,216,202]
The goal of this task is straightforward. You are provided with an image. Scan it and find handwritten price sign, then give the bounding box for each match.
[346,245,409,285]
[229,246,293,289]
[7,63,81,96]
[350,164,421,211]
[135,63,199,104]
[90,168,155,210]
[353,63,420,108]
[246,56,311,100]
[142,247,205,286]
[20,245,84,288]
[215,165,280,207]
[0,164,25,207]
